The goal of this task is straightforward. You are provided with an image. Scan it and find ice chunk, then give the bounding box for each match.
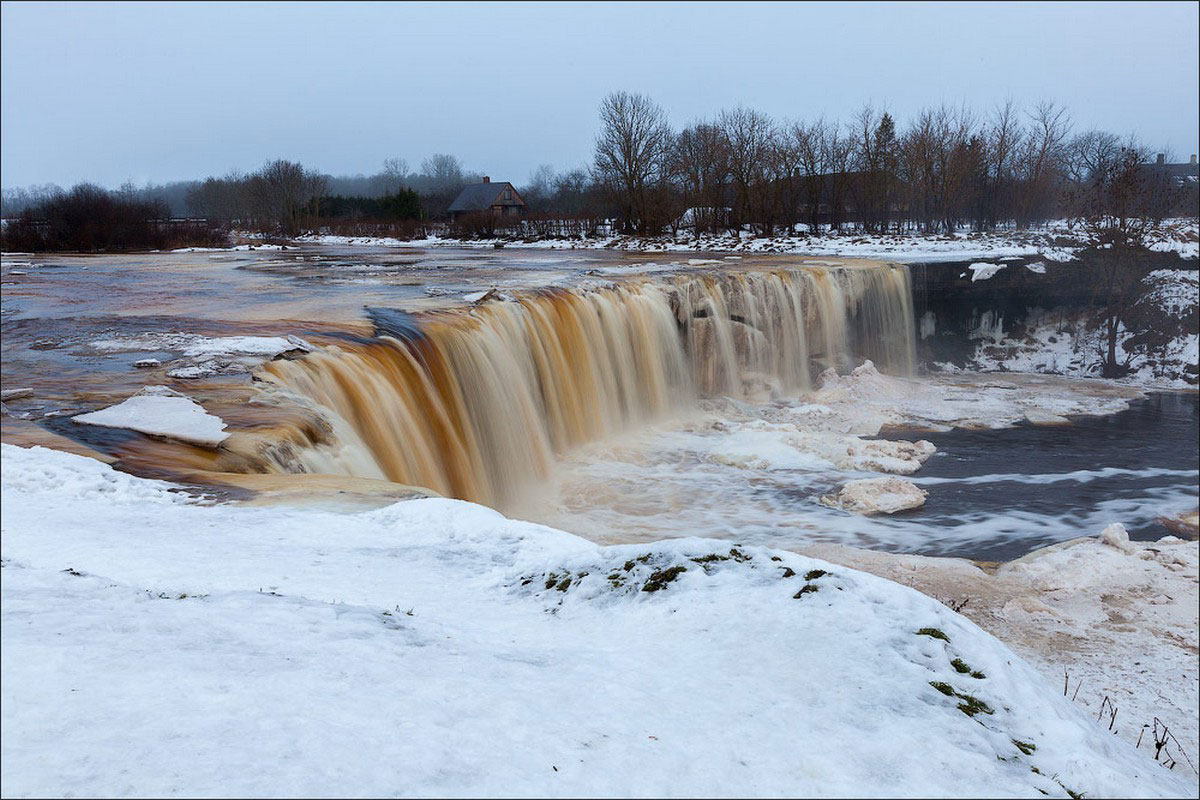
[72,387,229,447]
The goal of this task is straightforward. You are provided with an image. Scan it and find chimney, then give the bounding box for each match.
[482,176,490,183]
[1156,153,1165,165]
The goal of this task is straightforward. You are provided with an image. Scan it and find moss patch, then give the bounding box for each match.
[929,681,994,717]
[793,583,820,598]
[643,565,687,593]
[916,627,950,642]
[955,692,994,717]
[951,657,986,679]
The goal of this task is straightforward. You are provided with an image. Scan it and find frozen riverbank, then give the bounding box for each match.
[292,218,1200,262]
[1,443,1194,798]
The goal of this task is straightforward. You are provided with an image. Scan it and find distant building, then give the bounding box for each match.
[448,177,526,220]
[1147,154,1199,214]
[1150,153,1199,188]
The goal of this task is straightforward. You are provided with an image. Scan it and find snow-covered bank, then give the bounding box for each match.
[293,218,1199,263]
[1,443,1192,798]
[940,269,1199,389]
[802,528,1200,780]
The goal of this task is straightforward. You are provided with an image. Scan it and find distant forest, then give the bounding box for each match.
[2,93,1196,251]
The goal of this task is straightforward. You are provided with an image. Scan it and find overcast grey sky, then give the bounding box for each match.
[2,1,1197,189]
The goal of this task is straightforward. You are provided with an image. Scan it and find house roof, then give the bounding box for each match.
[448,182,525,213]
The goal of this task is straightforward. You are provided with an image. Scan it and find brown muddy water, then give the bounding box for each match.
[2,246,1195,560]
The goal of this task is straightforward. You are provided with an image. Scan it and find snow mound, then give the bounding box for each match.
[1143,269,1199,320]
[0,443,189,505]
[72,386,229,447]
[0,445,1192,798]
[968,262,1006,281]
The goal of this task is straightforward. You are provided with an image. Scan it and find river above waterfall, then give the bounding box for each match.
[3,246,1195,562]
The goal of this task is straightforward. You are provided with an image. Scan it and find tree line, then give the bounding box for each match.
[589,92,1192,237]
[1,93,1194,251]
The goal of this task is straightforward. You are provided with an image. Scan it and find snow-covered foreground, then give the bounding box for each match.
[1,444,1192,798]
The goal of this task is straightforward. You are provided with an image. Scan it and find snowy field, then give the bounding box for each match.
[1,443,1195,798]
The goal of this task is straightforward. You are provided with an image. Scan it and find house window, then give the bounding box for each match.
[504,188,512,201]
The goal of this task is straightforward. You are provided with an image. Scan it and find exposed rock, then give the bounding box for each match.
[820,476,928,515]
[1,388,34,401]
[1157,510,1200,540]
[286,334,315,352]
[132,359,161,369]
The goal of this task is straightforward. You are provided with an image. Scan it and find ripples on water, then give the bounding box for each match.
[524,393,1198,561]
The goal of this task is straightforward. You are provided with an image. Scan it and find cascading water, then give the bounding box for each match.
[254,264,916,508]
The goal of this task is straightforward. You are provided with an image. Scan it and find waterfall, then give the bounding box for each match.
[255,264,916,508]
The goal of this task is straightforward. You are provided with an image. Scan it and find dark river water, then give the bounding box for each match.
[895,392,1199,560]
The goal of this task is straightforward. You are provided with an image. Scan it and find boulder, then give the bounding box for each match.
[1155,510,1199,540]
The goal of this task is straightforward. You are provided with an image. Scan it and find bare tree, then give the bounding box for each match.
[674,121,730,235]
[1015,101,1071,228]
[850,105,900,233]
[592,91,673,234]
[1070,139,1182,376]
[975,99,1021,230]
[824,124,854,231]
[382,157,410,193]
[524,164,557,213]
[719,106,777,235]
[791,119,828,232]
[249,159,326,236]
[420,154,465,192]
